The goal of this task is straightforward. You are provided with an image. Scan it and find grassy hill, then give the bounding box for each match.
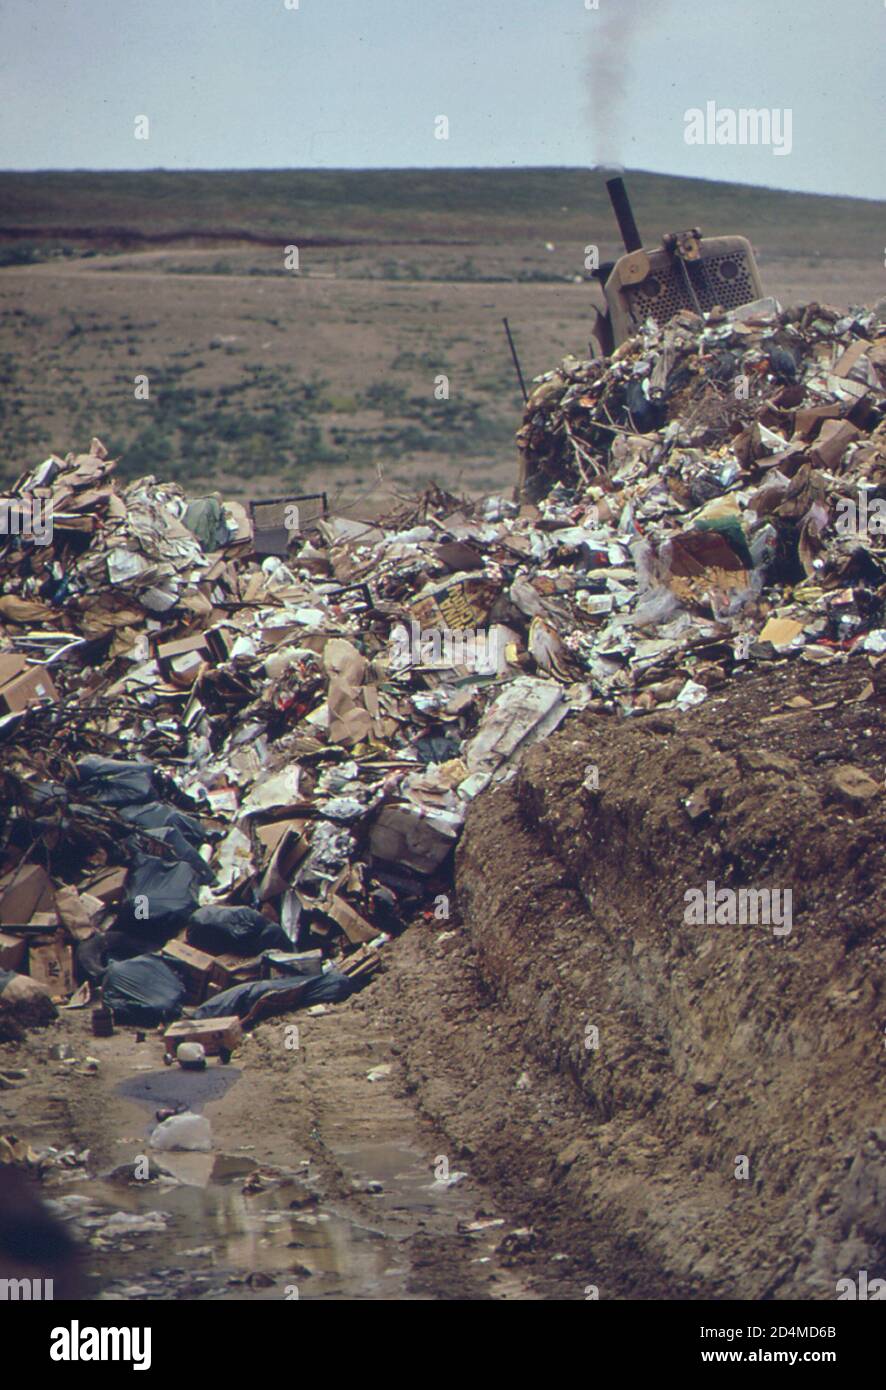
[0,168,881,499]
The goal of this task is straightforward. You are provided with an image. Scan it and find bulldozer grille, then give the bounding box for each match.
[627,251,758,327]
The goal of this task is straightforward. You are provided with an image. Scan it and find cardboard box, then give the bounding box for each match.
[810,419,863,471]
[324,894,376,945]
[160,939,215,1003]
[163,1016,243,1057]
[410,574,499,632]
[262,949,323,980]
[156,634,210,687]
[28,937,74,998]
[369,803,460,874]
[249,494,326,556]
[204,628,232,662]
[257,821,308,902]
[0,863,56,927]
[83,866,128,905]
[0,653,27,687]
[0,931,26,973]
[157,634,210,662]
[207,953,263,992]
[0,664,59,714]
[54,885,105,940]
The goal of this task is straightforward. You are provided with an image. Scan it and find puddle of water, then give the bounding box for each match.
[333,1139,484,1228]
[332,1140,464,1216]
[46,1073,480,1299]
[52,1171,409,1301]
[45,1072,413,1299]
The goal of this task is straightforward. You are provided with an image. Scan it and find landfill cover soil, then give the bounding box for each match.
[382,657,885,1299]
[1,292,885,1299]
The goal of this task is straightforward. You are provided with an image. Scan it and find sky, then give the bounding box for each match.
[0,0,883,197]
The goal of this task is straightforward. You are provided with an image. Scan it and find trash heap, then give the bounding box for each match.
[0,446,576,1041]
[516,296,886,705]
[1,294,885,1041]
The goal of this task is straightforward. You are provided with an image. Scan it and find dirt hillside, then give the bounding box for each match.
[375,656,885,1299]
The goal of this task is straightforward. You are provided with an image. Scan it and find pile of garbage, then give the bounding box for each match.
[1,295,884,1040]
[516,296,886,705]
[0,446,577,1040]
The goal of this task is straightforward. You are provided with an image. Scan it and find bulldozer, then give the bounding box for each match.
[590,176,764,356]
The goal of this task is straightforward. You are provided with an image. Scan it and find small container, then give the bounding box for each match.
[91,1005,114,1037]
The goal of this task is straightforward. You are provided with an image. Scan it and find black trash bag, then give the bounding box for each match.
[74,756,159,809]
[122,817,214,885]
[193,970,353,1022]
[186,906,290,956]
[117,854,199,942]
[76,930,146,985]
[120,802,207,848]
[101,954,185,1026]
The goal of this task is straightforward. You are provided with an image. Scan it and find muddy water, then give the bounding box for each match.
[44,1066,501,1300]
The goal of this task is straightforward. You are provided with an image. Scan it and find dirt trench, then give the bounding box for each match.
[378,657,886,1299]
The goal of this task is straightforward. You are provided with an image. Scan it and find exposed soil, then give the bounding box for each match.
[377,653,886,1299]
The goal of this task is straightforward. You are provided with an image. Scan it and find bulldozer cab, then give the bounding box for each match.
[591,177,764,356]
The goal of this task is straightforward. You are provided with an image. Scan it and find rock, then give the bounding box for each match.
[556,1138,595,1171]
[104,1158,175,1184]
[828,765,881,810]
[838,1131,886,1240]
[738,749,801,777]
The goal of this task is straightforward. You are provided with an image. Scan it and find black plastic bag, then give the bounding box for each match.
[120,802,207,848]
[117,854,199,942]
[102,954,185,1025]
[186,906,289,956]
[120,807,214,884]
[76,930,146,985]
[74,756,159,808]
[193,970,353,1022]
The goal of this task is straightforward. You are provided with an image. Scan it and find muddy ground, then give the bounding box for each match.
[2,653,883,1301]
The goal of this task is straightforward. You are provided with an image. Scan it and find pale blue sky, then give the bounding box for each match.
[0,0,883,196]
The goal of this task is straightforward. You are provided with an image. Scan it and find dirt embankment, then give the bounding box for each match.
[381,659,885,1299]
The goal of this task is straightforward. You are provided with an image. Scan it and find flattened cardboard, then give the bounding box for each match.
[157,634,210,661]
[324,894,376,944]
[83,866,128,905]
[0,653,27,687]
[0,665,59,714]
